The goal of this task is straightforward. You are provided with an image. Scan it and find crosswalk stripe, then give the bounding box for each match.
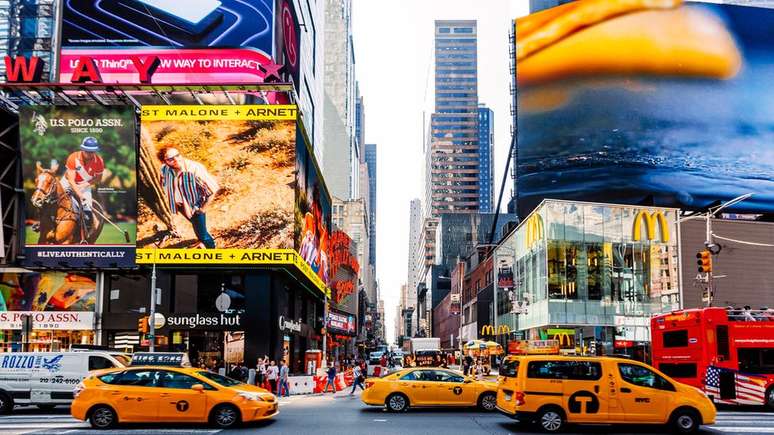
[712,428,774,433]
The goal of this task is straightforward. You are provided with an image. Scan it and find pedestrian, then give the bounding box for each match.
[475,360,484,381]
[380,353,387,367]
[349,363,365,395]
[256,357,266,387]
[323,363,337,393]
[267,360,279,394]
[279,360,290,397]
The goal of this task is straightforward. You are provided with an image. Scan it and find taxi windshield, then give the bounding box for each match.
[197,371,243,387]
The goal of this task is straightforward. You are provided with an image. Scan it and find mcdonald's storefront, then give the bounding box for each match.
[494,199,682,360]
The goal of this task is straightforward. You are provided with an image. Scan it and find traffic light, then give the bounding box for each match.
[697,250,712,273]
[138,316,148,334]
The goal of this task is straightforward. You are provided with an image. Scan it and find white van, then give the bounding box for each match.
[0,351,129,413]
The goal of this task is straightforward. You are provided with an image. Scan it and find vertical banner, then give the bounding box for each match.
[280,0,301,89]
[19,106,137,268]
[295,127,332,286]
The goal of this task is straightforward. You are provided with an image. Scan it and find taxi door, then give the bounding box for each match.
[434,371,477,406]
[560,361,608,424]
[109,370,161,422]
[615,362,670,423]
[155,370,209,422]
[410,370,440,405]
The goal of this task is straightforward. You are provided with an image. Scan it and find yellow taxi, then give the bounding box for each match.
[71,366,278,429]
[361,367,498,412]
[496,355,715,433]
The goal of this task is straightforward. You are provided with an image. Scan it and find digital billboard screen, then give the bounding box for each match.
[60,0,276,83]
[137,105,297,254]
[19,106,137,268]
[295,126,332,286]
[516,1,774,217]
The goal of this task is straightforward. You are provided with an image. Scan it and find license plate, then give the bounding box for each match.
[504,392,513,401]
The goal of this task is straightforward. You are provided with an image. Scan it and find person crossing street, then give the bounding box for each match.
[349,364,365,395]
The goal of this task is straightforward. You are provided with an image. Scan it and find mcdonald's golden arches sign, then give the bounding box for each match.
[632,210,670,243]
[525,214,544,249]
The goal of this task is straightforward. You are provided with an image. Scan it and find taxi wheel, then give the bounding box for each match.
[669,408,700,434]
[478,392,497,412]
[89,405,117,429]
[210,404,241,429]
[536,406,565,433]
[386,393,409,412]
[0,393,13,415]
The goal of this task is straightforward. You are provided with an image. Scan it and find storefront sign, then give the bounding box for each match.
[160,313,242,330]
[327,311,356,335]
[0,311,94,330]
[278,315,302,333]
[633,210,670,243]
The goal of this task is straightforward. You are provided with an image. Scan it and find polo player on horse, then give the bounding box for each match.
[61,137,104,240]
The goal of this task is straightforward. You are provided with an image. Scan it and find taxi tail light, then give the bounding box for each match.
[514,391,525,406]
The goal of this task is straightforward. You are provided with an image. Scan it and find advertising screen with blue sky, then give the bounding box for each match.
[516,1,774,217]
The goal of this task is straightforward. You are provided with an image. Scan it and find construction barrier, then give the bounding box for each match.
[288,376,315,395]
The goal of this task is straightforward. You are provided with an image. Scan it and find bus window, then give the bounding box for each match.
[717,325,730,361]
[738,348,774,374]
[663,330,689,348]
[659,363,697,378]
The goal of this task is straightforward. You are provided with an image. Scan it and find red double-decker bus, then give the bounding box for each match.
[651,307,774,408]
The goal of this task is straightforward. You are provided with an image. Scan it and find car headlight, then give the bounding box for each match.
[238,392,260,401]
[238,392,274,402]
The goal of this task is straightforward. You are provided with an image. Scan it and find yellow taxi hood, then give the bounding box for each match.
[230,384,271,394]
[517,0,741,86]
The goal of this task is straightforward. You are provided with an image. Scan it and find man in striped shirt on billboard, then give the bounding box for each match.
[158,147,219,249]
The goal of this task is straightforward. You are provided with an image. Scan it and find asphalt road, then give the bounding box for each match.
[1,392,774,435]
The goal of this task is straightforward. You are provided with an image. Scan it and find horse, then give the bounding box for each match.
[30,161,103,244]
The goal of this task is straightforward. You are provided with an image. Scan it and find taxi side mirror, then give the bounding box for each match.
[191,384,205,392]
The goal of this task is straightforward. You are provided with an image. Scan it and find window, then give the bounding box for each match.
[526,361,602,380]
[89,356,116,371]
[658,363,697,379]
[454,27,473,33]
[501,359,520,378]
[438,27,450,33]
[400,371,419,381]
[717,325,730,361]
[114,370,157,387]
[618,363,675,391]
[738,348,774,374]
[663,330,689,348]
[98,372,123,385]
[157,371,209,390]
[198,371,242,387]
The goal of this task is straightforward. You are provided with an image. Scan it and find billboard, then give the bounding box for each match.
[295,126,332,286]
[516,1,774,217]
[137,105,297,253]
[19,106,137,268]
[328,309,356,336]
[0,272,96,330]
[60,0,276,84]
[329,230,359,314]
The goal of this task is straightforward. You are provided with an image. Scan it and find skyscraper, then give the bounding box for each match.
[427,20,481,216]
[365,144,377,267]
[477,105,494,213]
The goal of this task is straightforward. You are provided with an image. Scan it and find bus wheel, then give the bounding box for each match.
[766,387,774,411]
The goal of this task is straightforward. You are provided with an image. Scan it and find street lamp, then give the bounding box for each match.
[704,193,753,307]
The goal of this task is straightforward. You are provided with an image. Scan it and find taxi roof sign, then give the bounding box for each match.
[131,352,191,367]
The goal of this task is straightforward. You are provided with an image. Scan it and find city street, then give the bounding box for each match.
[0,392,773,435]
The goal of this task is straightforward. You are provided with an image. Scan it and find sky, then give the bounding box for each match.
[352,0,530,344]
